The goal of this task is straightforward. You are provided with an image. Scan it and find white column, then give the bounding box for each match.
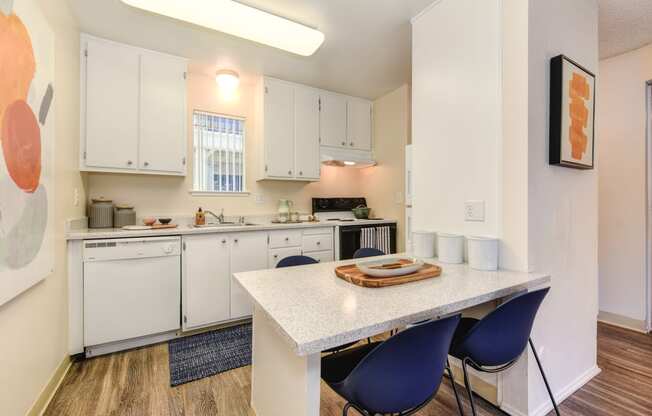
[251,305,321,416]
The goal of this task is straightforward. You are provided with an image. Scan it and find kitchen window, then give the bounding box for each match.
[192,111,246,193]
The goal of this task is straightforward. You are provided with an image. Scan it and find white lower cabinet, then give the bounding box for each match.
[309,250,334,263]
[230,231,268,319]
[269,247,302,268]
[182,231,269,331]
[182,234,231,330]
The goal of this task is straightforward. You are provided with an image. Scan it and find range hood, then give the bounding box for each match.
[320,147,376,168]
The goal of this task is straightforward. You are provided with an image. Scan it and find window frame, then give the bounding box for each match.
[190,110,248,195]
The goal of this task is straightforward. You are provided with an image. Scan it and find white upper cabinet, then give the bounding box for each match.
[263,78,295,178]
[294,87,321,180]
[258,77,320,182]
[347,99,373,151]
[80,34,187,176]
[319,93,348,148]
[84,37,140,170]
[140,53,187,174]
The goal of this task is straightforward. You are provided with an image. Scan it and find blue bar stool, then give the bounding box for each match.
[448,287,560,416]
[353,247,385,259]
[276,255,319,268]
[321,314,461,415]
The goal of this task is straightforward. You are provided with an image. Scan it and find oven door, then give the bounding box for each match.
[338,223,397,260]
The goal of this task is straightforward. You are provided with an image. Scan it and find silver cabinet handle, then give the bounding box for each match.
[221,239,227,244]
[285,237,289,241]
[299,171,303,176]
[273,254,278,258]
[127,160,133,166]
[350,142,354,147]
[288,170,292,175]
[144,161,149,167]
[234,238,239,243]
[341,141,346,146]
[316,241,321,245]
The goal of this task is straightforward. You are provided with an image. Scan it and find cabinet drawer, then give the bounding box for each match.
[302,227,333,236]
[269,230,302,248]
[302,234,333,253]
[309,250,334,263]
[268,247,302,268]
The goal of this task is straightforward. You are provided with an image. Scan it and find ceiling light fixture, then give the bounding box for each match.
[216,69,240,90]
[343,161,356,166]
[120,0,325,56]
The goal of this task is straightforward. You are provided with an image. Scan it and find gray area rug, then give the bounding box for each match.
[168,323,252,386]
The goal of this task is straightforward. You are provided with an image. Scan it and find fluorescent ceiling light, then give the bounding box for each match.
[121,0,325,56]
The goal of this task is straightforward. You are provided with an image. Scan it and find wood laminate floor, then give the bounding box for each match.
[44,323,651,416]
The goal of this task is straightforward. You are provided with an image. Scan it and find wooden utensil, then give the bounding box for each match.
[335,263,442,288]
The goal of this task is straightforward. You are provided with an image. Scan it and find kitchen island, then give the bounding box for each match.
[234,255,551,416]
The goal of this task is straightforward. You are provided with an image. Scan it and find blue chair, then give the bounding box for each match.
[353,247,385,259]
[276,255,319,268]
[321,314,461,415]
[449,287,559,416]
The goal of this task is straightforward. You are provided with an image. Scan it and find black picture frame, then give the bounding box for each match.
[549,54,596,170]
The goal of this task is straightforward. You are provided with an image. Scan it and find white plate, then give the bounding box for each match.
[357,257,424,278]
[122,225,152,230]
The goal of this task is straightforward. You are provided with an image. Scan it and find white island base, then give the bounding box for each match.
[251,306,321,416]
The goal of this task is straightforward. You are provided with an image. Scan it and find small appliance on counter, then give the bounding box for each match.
[88,198,114,229]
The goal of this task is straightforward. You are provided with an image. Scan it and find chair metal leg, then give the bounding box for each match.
[343,402,351,416]
[529,339,561,416]
[447,359,465,416]
[462,358,478,416]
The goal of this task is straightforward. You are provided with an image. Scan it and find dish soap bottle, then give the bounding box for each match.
[195,207,206,226]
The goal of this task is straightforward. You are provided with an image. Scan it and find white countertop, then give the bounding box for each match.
[65,218,397,240]
[234,255,551,356]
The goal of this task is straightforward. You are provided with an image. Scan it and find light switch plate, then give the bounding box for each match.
[465,200,485,222]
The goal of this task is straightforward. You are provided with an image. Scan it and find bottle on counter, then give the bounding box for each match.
[195,207,206,226]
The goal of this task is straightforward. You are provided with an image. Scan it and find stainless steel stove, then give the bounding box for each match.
[312,198,397,260]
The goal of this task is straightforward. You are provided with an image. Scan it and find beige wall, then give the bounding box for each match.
[87,73,365,216]
[598,43,652,325]
[362,84,409,251]
[0,1,85,415]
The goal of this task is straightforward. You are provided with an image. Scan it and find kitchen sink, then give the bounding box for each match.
[192,222,258,228]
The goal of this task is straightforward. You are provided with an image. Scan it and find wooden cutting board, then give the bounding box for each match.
[150,224,178,229]
[335,262,442,288]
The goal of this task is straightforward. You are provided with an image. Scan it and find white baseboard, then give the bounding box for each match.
[598,311,648,334]
[529,365,601,416]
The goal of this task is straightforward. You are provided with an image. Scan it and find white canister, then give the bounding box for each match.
[467,236,499,271]
[412,231,436,258]
[437,233,464,263]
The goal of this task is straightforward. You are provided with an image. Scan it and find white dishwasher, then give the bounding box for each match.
[83,236,181,349]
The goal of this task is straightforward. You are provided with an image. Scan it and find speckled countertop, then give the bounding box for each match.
[234,256,551,356]
[65,218,397,240]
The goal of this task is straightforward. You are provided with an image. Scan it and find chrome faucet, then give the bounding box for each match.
[205,209,225,224]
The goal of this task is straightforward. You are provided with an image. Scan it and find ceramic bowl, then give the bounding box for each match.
[143,217,156,226]
[357,257,424,278]
[158,218,172,225]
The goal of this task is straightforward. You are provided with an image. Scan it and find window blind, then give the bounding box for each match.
[193,111,245,192]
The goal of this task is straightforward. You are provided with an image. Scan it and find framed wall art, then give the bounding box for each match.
[549,54,596,169]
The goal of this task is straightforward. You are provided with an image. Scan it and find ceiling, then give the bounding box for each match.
[67,0,434,99]
[599,0,652,59]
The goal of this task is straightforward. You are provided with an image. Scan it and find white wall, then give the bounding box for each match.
[412,0,600,414]
[597,44,652,327]
[0,1,85,415]
[526,0,599,414]
[411,0,502,239]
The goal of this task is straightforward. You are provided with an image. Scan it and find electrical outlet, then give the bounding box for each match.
[465,200,485,222]
[73,188,80,207]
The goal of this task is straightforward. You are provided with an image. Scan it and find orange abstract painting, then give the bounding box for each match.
[568,73,590,160]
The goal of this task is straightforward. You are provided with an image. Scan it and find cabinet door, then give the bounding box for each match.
[140,53,187,174]
[182,235,231,330]
[84,38,139,169]
[347,99,372,151]
[264,79,295,178]
[319,93,348,148]
[294,87,321,180]
[268,247,302,268]
[230,232,268,319]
